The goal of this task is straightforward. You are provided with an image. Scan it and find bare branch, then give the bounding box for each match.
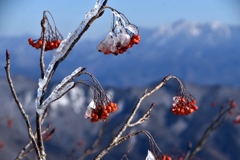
[36,0,109,111]
[36,114,46,159]
[16,125,53,159]
[4,50,41,159]
[184,103,234,160]
[94,74,175,159]
[78,123,107,160]
[39,12,47,78]
[128,103,155,127]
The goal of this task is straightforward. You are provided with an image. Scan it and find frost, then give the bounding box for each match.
[145,150,155,160]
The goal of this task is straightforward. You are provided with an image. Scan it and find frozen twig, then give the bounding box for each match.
[4,50,41,159]
[36,0,109,114]
[36,67,86,114]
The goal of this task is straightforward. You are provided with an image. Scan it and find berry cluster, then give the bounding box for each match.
[28,11,63,51]
[28,38,62,51]
[171,96,198,116]
[86,101,119,123]
[97,31,140,55]
[97,10,140,55]
[161,155,172,160]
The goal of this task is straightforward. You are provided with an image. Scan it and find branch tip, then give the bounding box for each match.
[6,49,10,59]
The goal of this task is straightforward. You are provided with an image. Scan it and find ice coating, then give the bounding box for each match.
[58,67,83,86]
[118,31,130,47]
[97,7,140,55]
[112,10,128,27]
[36,67,84,114]
[97,32,115,53]
[36,0,105,114]
[97,29,132,54]
[36,82,75,114]
[125,24,139,35]
[35,78,47,110]
[71,67,83,76]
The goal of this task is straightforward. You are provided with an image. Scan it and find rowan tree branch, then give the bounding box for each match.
[128,103,155,127]
[4,50,41,159]
[94,74,177,159]
[16,125,54,159]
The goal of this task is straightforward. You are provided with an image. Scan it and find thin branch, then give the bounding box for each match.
[78,123,108,160]
[16,125,53,159]
[184,104,233,160]
[37,0,109,109]
[95,74,174,159]
[40,12,47,78]
[120,144,133,160]
[36,114,46,159]
[4,50,41,159]
[128,103,155,127]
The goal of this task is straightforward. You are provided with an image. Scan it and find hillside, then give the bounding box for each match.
[0,76,239,159]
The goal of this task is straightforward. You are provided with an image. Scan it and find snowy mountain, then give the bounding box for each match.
[0,76,240,159]
[0,20,239,88]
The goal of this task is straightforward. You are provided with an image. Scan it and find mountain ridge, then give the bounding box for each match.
[0,20,239,88]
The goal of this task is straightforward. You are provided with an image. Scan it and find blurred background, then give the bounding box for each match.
[0,0,240,159]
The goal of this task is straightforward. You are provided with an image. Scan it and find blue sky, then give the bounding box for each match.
[0,0,240,39]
